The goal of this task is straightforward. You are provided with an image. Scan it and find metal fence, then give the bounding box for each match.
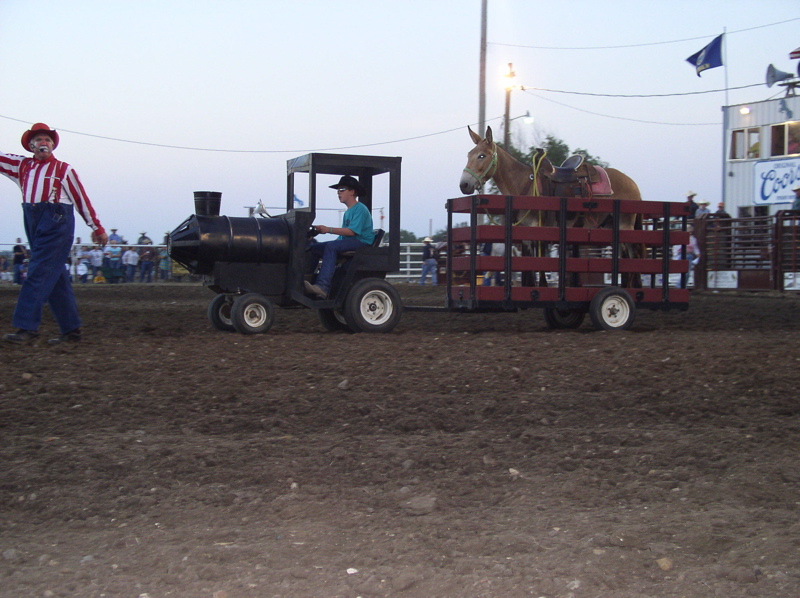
[0,243,193,284]
[694,211,800,291]
[0,242,435,285]
[388,243,433,283]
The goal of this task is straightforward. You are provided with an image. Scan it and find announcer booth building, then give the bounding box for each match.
[723,92,800,216]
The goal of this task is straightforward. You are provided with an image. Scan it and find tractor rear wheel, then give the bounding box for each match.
[343,279,402,333]
[317,308,354,333]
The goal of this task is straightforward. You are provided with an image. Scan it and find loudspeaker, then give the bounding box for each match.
[766,64,794,88]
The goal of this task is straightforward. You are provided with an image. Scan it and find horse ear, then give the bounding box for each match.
[485,126,494,144]
[468,126,482,145]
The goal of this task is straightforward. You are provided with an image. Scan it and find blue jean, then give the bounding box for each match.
[419,258,438,285]
[139,261,154,283]
[125,264,137,282]
[13,263,24,284]
[307,237,368,290]
[13,203,81,334]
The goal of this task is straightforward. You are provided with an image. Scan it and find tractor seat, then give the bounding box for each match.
[339,229,385,257]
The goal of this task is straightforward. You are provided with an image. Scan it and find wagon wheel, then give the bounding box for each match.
[589,287,636,331]
[230,293,276,335]
[543,306,586,329]
[343,279,402,333]
[317,308,354,333]
[207,294,236,332]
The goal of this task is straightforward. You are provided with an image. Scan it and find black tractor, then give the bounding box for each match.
[168,153,402,334]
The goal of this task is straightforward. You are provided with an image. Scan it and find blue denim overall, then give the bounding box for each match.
[13,202,81,334]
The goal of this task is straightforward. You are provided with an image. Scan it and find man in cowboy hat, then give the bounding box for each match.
[685,191,699,219]
[695,200,710,219]
[0,122,107,344]
[419,237,438,285]
[304,175,375,298]
[792,184,800,211]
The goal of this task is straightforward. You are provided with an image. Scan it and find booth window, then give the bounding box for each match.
[747,128,760,158]
[730,128,760,159]
[770,121,800,156]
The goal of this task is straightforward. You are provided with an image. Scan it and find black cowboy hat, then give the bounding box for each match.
[328,175,366,197]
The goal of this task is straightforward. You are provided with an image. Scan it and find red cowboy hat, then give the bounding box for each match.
[21,123,59,152]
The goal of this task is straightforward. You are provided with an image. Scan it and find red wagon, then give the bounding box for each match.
[407,195,691,331]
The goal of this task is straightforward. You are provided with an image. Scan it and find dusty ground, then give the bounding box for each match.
[1,281,799,598]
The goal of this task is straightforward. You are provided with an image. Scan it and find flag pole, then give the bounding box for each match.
[723,28,729,108]
[721,28,729,209]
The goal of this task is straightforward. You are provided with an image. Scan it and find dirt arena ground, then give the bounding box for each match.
[1,282,798,598]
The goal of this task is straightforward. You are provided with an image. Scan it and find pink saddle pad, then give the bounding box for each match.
[590,166,613,196]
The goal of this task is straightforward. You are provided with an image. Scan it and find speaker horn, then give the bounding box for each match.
[766,64,794,88]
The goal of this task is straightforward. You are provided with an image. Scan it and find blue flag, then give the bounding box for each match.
[293,194,304,206]
[686,34,724,77]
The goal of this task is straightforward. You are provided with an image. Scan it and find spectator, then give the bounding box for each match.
[695,201,710,219]
[674,224,701,283]
[76,260,89,284]
[137,231,152,245]
[714,202,732,219]
[0,255,9,282]
[158,246,171,281]
[792,184,800,211]
[481,242,519,286]
[12,238,26,284]
[107,240,122,271]
[108,228,123,244]
[89,246,104,280]
[685,191,699,219]
[418,237,438,285]
[139,245,155,283]
[122,246,139,282]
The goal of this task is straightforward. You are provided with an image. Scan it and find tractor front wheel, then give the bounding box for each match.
[208,294,236,332]
[231,293,276,335]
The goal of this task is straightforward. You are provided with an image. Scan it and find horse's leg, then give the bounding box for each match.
[621,213,643,288]
[521,241,535,287]
[538,242,549,287]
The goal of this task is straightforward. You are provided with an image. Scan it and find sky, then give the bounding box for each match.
[0,0,798,246]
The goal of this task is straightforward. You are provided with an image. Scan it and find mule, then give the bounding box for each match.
[459,126,643,286]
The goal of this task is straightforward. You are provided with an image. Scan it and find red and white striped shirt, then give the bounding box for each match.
[0,151,104,233]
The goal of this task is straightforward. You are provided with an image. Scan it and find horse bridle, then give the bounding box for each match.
[462,143,498,188]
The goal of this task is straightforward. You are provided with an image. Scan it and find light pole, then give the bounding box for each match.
[478,0,487,137]
[503,63,516,151]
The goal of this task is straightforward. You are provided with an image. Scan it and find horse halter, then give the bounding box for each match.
[462,143,498,188]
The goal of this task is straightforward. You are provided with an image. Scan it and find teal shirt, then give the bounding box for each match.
[340,202,375,245]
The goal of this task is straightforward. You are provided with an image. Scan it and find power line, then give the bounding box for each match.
[523,90,720,126]
[490,17,800,50]
[0,113,505,154]
[521,82,763,98]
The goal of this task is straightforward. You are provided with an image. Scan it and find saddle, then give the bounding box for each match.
[534,150,613,197]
